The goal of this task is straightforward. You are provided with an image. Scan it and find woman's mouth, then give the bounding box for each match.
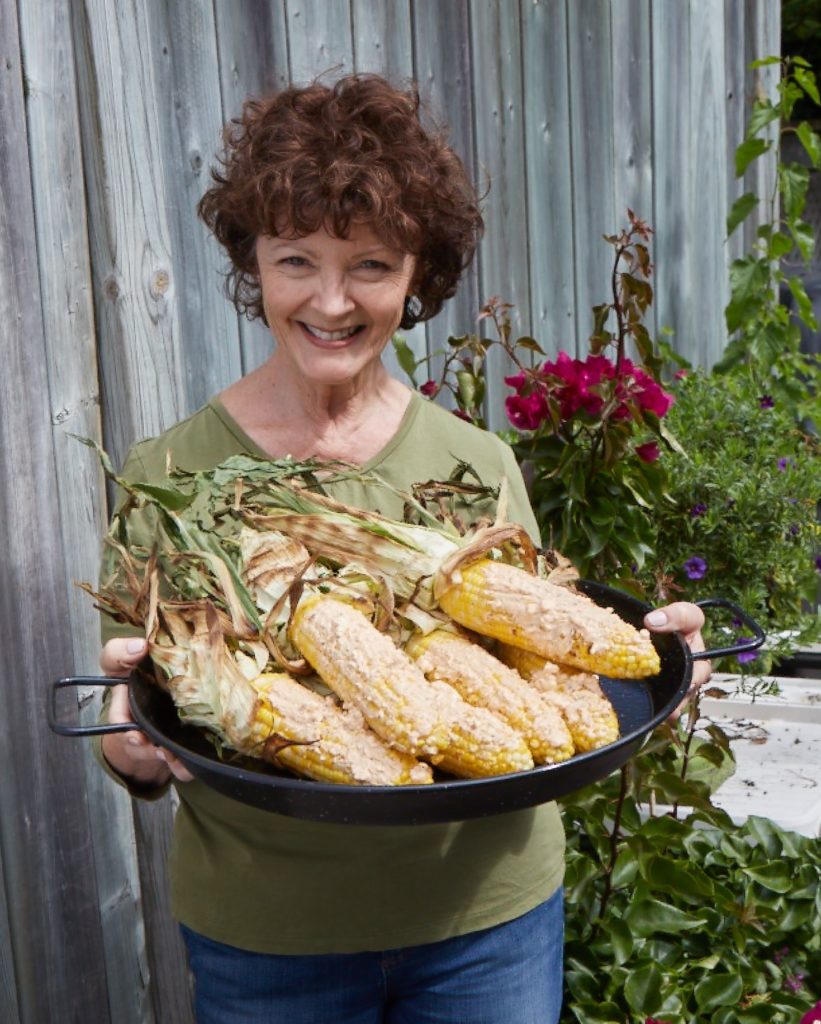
[299,322,365,344]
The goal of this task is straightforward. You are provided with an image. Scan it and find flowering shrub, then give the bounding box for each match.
[399,212,678,582]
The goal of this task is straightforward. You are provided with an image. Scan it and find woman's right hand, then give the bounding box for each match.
[100,637,193,786]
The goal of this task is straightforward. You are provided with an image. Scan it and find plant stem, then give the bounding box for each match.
[592,764,629,938]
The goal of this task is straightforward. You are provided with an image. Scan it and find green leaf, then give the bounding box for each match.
[726,257,769,332]
[694,972,743,1012]
[735,138,770,177]
[779,163,810,220]
[790,219,816,265]
[391,335,419,384]
[750,56,782,68]
[747,100,779,136]
[726,192,759,236]
[743,862,793,893]
[455,369,478,411]
[514,335,545,355]
[768,231,793,259]
[796,121,821,168]
[623,962,663,1015]
[795,66,821,105]
[625,897,709,936]
[132,481,194,512]
[787,274,818,328]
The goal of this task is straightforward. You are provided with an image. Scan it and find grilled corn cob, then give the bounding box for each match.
[428,680,534,777]
[290,594,448,758]
[437,559,660,678]
[249,673,433,785]
[497,643,620,752]
[407,629,574,764]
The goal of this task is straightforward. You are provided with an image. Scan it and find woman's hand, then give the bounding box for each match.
[643,602,712,712]
[100,637,194,786]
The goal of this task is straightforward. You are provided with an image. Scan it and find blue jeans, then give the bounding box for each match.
[181,888,564,1023]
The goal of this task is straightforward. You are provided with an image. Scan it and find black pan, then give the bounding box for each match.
[49,586,763,826]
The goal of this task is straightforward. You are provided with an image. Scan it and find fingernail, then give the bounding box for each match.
[127,638,146,654]
[646,610,668,627]
[127,736,141,747]
[155,749,167,763]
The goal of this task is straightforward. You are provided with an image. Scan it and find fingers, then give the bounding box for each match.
[644,602,706,639]
[155,748,195,783]
[100,636,148,677]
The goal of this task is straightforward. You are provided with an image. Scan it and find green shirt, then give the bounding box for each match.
[100,390,565,954]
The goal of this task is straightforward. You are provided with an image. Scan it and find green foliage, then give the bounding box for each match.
[559,716,821,1023]
[396,213,677,582]
[636,369,820,670]
[718,56,821,422]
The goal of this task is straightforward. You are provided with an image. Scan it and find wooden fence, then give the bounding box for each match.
[0,1,779,1020]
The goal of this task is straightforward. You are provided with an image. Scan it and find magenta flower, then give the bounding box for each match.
[505,390,549,431]
[539,351,609,420]
[800,1000,821,1023]
[684,556,707,580]
[635,441,661,463]
[452,409,472,422]
[674,369,688,380]
[419,380,439,398]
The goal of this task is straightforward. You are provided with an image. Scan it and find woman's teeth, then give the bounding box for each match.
[303,324,361,341]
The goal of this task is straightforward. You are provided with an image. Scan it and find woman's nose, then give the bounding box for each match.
[311,273,356,319]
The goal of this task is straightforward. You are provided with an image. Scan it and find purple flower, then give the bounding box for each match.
[788,524,800,537]
[786,972,807,993]
[684,556,707,580]
[777,457,794,472]
[690,503,707,518]
[816,555,821,574]
[759,394,775,409]
[737,641,759,665]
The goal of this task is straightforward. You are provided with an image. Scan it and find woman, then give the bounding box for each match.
[98,74,709,1023]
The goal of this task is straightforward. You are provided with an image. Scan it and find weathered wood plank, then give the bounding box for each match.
[611,0,654,347]
[689,0,730,366]
[469,0,529,429]
[286,0,355,84]
[350,0,428,383]
[75,0,187,467]
[651,1,695,363]
[521,0,576,358]
[412,0,479,385]
[144,0,244,413]
[19,0,151,1019]
[0,0,110,1019]
[73,2,197,1020]
[566,0,617,352]
[213,0,289,375]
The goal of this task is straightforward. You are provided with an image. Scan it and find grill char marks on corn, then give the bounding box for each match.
[407,629,574,765]
[497,644,620,752]
[290,594,448,758]
[437,559,660,679]
[249,673,433,785]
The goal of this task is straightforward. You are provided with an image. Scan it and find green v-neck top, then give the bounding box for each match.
[98,390,565,954]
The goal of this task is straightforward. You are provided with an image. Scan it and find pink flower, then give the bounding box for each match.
[506,390,549,431]
[674,368,688,380]
[800,1001,821,1024]
[504,371,527,391]
[539,351,611,420]
[632,368,675,417]
[635,441,661,463]
[419,380,439,397]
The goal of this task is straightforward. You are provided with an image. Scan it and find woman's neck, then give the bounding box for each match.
[220,352,413,463]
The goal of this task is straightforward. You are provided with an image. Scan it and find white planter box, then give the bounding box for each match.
[694,672,821,838]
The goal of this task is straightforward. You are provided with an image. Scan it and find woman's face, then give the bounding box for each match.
[255,225,416,389]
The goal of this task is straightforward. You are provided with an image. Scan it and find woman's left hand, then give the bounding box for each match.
[643,601,712,712]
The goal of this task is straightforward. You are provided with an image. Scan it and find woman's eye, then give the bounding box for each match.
[280,256,309,268]
[358,260,389,271]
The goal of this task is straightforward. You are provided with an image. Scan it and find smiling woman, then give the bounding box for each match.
[93,72,709,1024]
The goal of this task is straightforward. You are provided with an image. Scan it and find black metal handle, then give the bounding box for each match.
[48,676,142,737]
[692,598,767,661]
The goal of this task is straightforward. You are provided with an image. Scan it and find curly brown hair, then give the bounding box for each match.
[197,74,483,329]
